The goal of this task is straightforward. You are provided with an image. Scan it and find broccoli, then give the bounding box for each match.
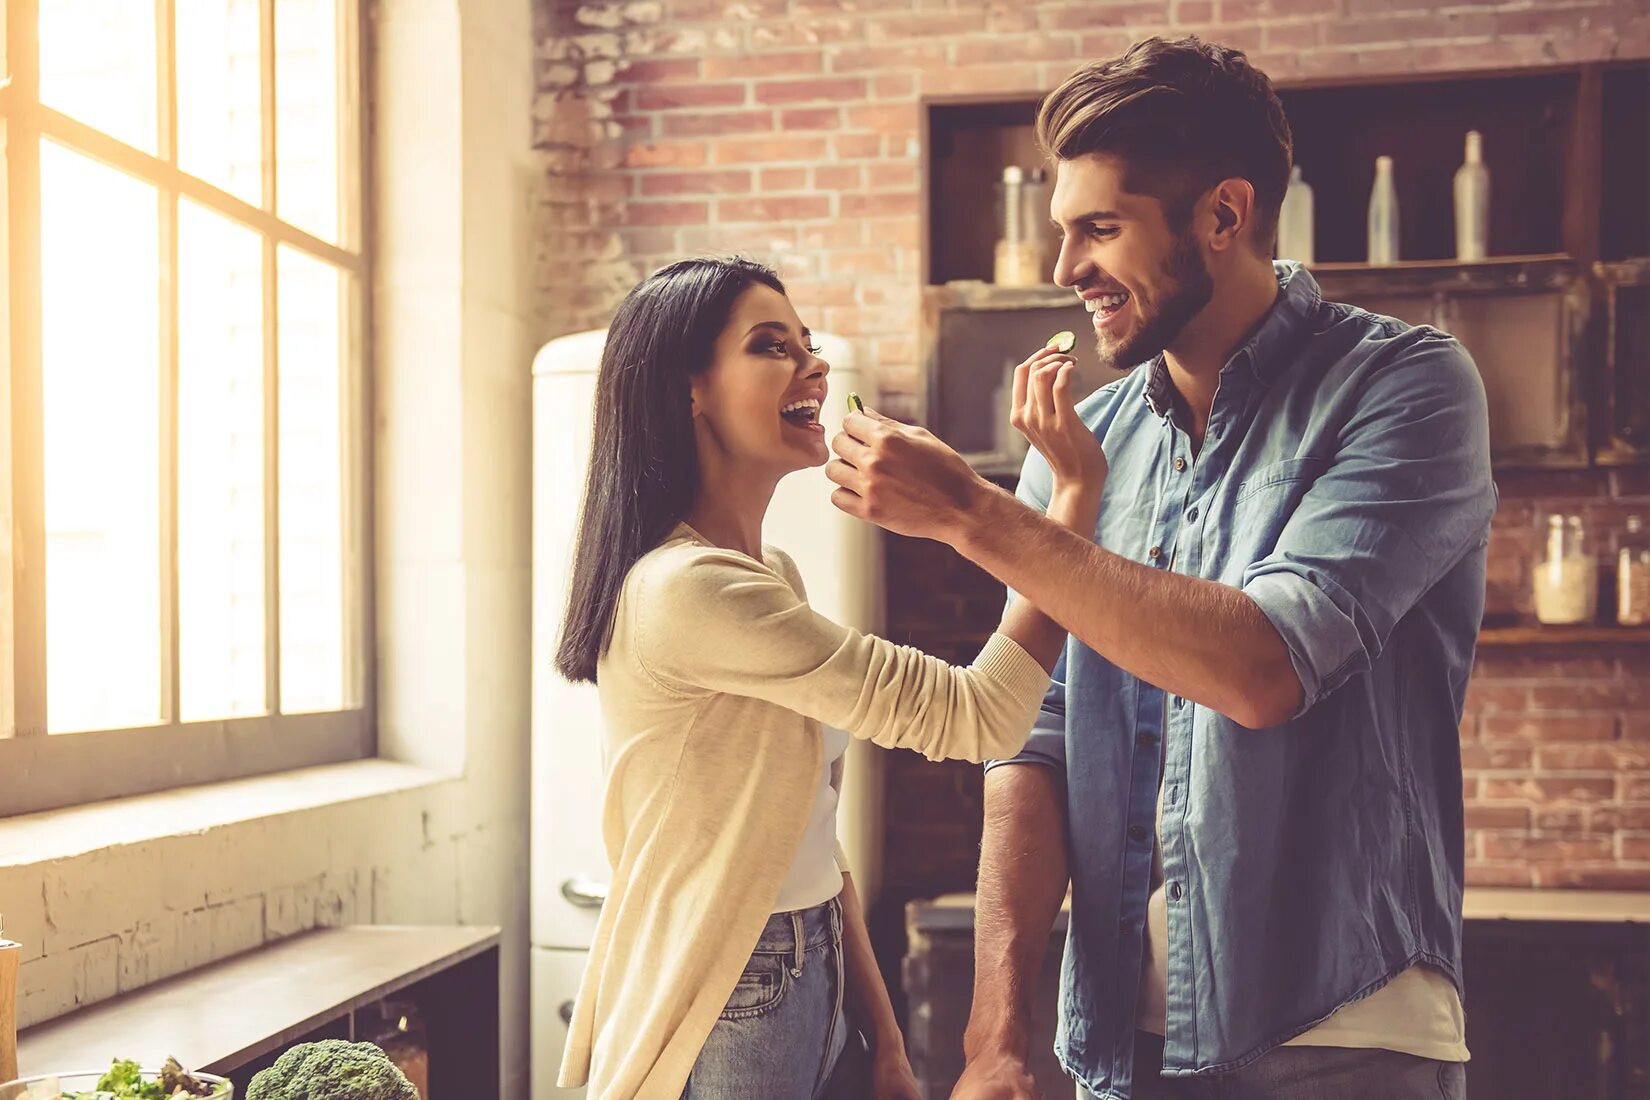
[244,1040,419,1100]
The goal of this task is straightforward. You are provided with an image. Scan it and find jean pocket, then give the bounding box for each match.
[720,953,788,1020]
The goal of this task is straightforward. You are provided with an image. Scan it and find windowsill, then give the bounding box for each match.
[0,759,450,867]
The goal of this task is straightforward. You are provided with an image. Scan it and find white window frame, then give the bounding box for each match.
[0,0,374,817]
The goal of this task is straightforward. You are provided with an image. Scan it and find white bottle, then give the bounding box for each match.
[1454,131,1490,262]
[1277,165,1315,266]
[1368,156,1399,266]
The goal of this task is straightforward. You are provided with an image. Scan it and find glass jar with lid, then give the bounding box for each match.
[1619,514,1650,626]
[1533,513,1598,625]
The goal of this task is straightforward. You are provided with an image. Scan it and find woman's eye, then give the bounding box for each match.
[805,343,822,355]
[768,341,789,356]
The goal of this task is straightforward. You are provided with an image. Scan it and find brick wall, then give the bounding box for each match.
[530,0,1650,905]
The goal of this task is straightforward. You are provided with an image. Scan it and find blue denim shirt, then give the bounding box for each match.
[988,263,1497,1099]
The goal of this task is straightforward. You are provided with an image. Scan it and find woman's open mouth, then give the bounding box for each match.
[780,398,824,433]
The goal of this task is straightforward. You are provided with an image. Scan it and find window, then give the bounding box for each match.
[1,0,371,816]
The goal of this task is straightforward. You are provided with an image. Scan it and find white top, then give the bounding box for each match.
[773,723,851,912]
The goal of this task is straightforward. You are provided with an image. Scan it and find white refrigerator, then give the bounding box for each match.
[529,330,886,1097]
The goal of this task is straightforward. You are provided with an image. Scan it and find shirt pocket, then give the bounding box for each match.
[1210,456,1332,583]
[720,952,789,1019]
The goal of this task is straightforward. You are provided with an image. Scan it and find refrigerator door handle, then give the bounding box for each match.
[561,877,609,908]
[560,1000,576,1026]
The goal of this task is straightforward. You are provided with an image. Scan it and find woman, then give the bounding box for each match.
[555,258,1099,1100]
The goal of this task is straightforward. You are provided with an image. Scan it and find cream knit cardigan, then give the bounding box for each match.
[558,525,1050,1098]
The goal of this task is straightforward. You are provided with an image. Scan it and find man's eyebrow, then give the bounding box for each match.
[1053,209,1127,229]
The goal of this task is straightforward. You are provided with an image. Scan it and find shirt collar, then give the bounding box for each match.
[1141,261,1322,419]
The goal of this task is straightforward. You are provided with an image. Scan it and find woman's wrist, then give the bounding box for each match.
[1047,481,1101,531]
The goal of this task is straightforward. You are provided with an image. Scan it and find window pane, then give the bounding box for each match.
[41,142,161,733]
[40,0,159,153]
[177,0,263,205]
[277,246,345,714]
[178,201,265,722]
[276,0,340,243]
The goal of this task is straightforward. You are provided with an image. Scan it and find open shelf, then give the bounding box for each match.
[1476,624,1650,646]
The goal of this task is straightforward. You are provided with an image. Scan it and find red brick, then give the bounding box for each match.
[1482,777,1615,803]
[1531,682,1648,712]
[1496,5,1614,39]
[635,83,748,111]
[716,195,832,222]
[790,281,858,310]
[1461,743,1533,771]
[1481,834,1614,862]
[1623,713,1650,741]
[1533,865,1650,889]
[955,35,1076,65]
[1462,682,1530,714]
[873,73,917,99]
[799,222,863,249]
[1531,808,1588,833]
[1041,2,1171,30]
[875,335,917,364]
[1621,835,1650,861]
[865,14,984,39]
[755,77,868,105]
[828,43,950,73]
[760,167,809,190]
[827,249,897,276]
[713,136,830,164]
[749,18,865,49]
[1174,0,1214,21]
[924,63,1044,96]
[662,110,776,137]
[1464,863,1535,887]
[842,192,920,218]
[1263,21,1323,50]
[813,164,863,190]
[617,58,703,84]
[780,107,843,130]
[862,218,920,248]
[1481,713,1618,742]
[846,103,919,132]
[704,51,824,80]
[624,141,709,168]
[1624,775,1650,802]
[833,134,883,158]
[867,164,920,190]
[1465,806,1531,830]
[623,200,710,226]
[639,169,752,197]
[1226,0,1338,17]
[1538,743,1650,771]
[678,225,797,254]
[669,0,788,17]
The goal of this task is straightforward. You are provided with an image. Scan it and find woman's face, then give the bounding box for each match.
[691,283,831,476]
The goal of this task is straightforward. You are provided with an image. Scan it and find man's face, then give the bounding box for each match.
[1049,153,1214,372]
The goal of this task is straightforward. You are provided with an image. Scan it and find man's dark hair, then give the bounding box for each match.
[1037,37,1293,251]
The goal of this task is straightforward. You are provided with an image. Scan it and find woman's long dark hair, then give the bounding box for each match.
[555,257,787,683]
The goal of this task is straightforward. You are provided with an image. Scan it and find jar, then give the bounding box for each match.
[1619,514,1650,626]
[1534,513,1598,625]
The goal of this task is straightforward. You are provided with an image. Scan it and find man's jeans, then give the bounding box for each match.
[1079,1031,1467,1100]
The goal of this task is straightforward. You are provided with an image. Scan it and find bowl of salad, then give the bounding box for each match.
[0,1058,231,1100]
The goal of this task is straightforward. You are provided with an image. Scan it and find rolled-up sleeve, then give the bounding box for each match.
[1242,333,1497,715]
[986,445,1070,775]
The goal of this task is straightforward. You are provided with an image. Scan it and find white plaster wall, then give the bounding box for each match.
[0,1,540,1094]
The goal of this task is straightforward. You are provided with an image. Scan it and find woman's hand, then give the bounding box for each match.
[1010,345,1105,532]
[870,1041,923,1100]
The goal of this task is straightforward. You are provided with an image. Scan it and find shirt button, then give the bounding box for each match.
[1174,457,1187,472]
[1129,824,1148,842]
[1148,546,1162,560]
[1187,507,1199,523]
[1169,882,1184,901]
[1173,695,1184,708]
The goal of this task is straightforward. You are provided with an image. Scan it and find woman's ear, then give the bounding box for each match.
[688,377,705,418]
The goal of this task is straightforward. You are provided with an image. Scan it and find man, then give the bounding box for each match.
[826,37,1496,1100]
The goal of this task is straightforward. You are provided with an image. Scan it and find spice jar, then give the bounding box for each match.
[1619,514,1650,626]
[1534,514,1598,624]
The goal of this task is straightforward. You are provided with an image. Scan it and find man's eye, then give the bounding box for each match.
[1089,225,1120,239]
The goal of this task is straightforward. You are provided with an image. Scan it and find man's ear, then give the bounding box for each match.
[1209,177,1257,253]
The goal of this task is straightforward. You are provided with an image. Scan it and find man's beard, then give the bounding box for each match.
[1097,231,1214,372]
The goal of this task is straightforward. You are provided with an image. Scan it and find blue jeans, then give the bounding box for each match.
[682,898,850,1100]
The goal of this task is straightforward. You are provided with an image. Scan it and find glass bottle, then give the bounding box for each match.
[1368,155,1400,266]
[1619,514,1650,626]
[1278,164,1315,265]
[1534,513,1598,625]
[993,166,1044,287]
[1454,131,1490,262]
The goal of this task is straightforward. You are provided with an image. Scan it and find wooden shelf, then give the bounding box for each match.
[1477,624,1650,646]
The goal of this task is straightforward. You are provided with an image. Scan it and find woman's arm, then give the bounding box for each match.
[839,872,921,1100]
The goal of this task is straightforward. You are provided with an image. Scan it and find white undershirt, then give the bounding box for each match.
[771,723,850,912]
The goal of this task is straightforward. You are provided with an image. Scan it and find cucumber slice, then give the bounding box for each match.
[847,392,865,414]
[1047,330,1077,353]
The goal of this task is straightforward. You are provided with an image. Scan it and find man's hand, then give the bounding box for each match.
[827,406,993,541]
[950,1051,1042,1100]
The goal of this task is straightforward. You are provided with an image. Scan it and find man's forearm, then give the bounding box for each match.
[958,483,1301,728]
[965,764,1070,1060]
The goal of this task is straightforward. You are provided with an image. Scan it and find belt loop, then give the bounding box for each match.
[790,911,804,977]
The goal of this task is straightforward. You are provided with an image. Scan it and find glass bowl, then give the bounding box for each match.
[0,1070,233,1100]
